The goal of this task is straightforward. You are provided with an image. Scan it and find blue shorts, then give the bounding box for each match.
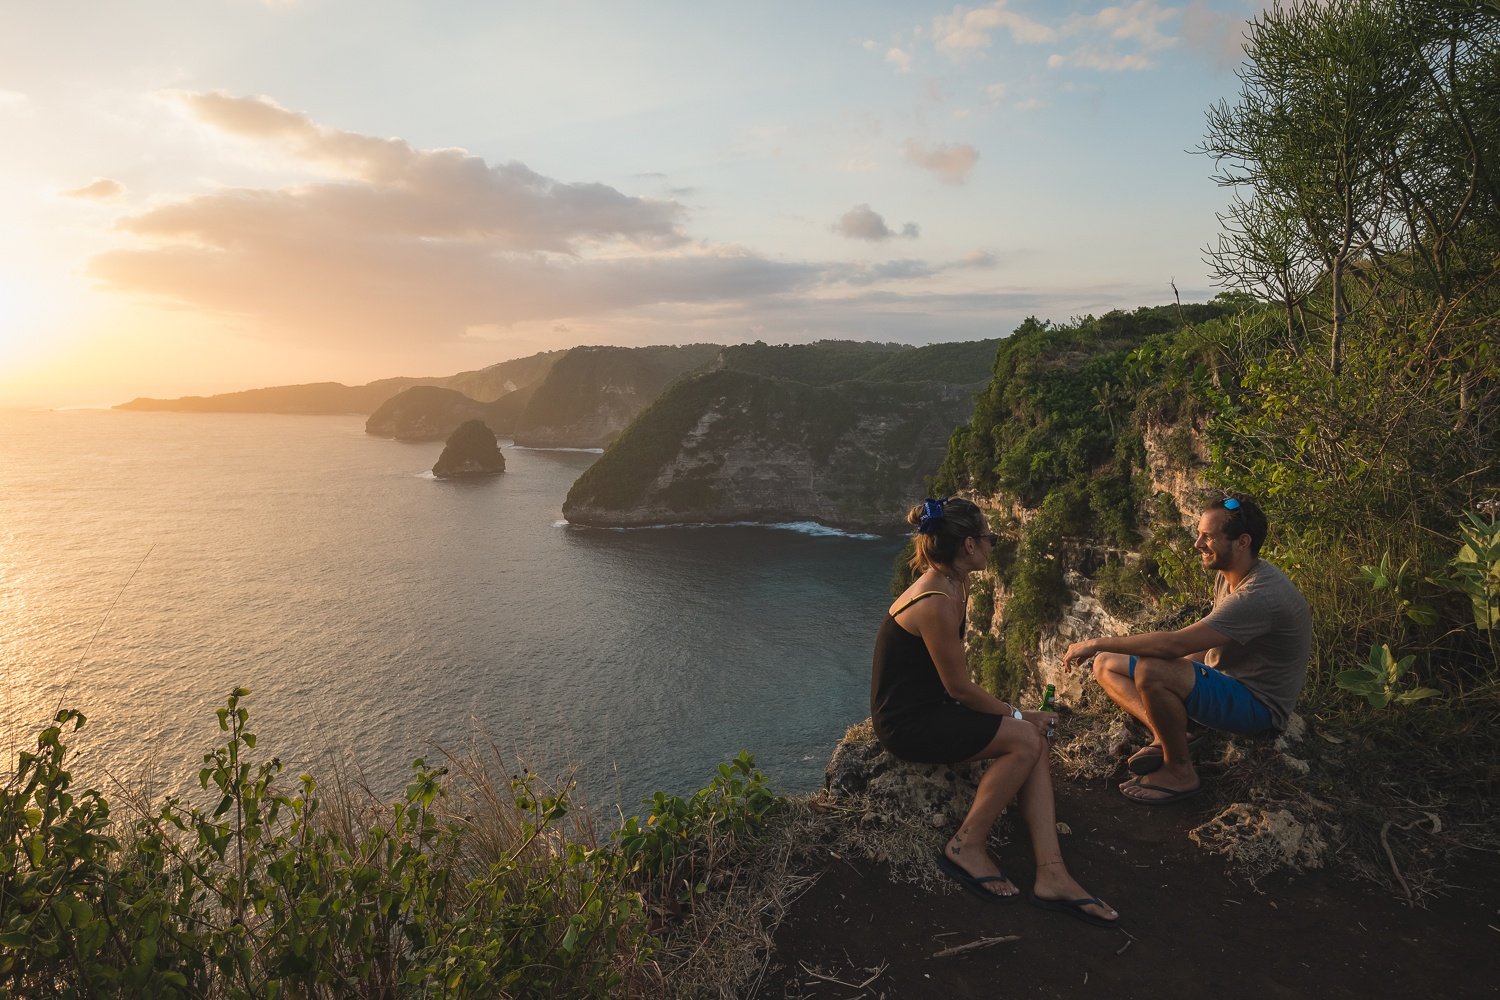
[1127,656,1274,735]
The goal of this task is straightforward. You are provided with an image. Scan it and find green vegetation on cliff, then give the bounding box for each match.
[932,302,1238,693]
[516,344,720,438]
[564,339,998,530]
[716,340,908,385]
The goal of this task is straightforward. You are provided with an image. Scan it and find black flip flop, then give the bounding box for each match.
[1126,730,1206,775]
[1119,778,1201,806]
[1126,744,1166,775]
[935,852,1019,903]
[1028,893,1120,928]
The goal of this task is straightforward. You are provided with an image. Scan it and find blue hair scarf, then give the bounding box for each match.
[917,497,948,535]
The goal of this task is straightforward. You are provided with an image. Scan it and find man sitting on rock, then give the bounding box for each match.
[1062,494,1311,805]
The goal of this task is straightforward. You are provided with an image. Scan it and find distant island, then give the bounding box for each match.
[114,344,723,451]
[114,351,564,419]
[432,420,506,477]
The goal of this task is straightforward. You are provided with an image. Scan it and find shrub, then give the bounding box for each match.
[0,693,782,999]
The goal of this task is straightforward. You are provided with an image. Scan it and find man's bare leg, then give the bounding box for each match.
[1129,656,1199,797]
[1092,652,1150,725]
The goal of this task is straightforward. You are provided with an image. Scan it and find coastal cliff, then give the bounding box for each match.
[510,344,720,448]
[366,383,537,441]
[562,339,999,532]
[923,303,1237,701]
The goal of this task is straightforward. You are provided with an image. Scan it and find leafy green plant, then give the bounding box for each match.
[617,751,777,906]
[0,693,787,998]
[1336,643,1442,708]
[1450,511,1500,632]
[1357,552,1439,627]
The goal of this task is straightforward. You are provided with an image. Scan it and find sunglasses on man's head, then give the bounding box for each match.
[1222,497,1242,511]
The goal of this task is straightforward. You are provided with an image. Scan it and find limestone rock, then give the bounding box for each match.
[1189,803,1328,874]
[1142,416,1212,519]
[1273,712,1306,751]
[432,420,505,478]
[823,720,984,829]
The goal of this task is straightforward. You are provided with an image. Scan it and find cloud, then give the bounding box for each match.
[1068,1,1179,49]
[980,82,1009,108]
[933,2,1056,57]
[827,259,937,286]
[926,1,1184,74]
[1181,0,1255,68]
[1048,48,1155,71]
[901,139,979,184]
[832,204,920,242]
[88,93,844,347]
[1048,1,1181,71]
[885,46,913,72]
[63,178,126,200]
[825,250,1004,287]
[92,238,829,346]
[168,92,684,251]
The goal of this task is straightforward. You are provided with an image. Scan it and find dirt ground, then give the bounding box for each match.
[755,778,1500,999]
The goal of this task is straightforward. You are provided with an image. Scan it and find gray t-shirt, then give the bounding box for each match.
[1201,560,1311,730]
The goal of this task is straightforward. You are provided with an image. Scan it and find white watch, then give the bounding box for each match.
[1011,707,1023,721]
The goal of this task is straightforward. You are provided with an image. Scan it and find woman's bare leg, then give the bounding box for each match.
[941,720,1042,896]
[1015,748,1117,921]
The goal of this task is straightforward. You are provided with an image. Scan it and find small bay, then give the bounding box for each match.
[0,410,900,809]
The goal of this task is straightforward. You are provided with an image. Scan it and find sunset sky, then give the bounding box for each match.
[1,1,1265,408]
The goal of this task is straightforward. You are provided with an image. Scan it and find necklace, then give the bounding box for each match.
[936,567,964,590]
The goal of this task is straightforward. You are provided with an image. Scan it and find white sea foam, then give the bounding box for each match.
[559,518,881,540]
[511,445,605,454]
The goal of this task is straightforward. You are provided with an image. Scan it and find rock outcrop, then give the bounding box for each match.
[823,721,983,831]
[432,420,505,478]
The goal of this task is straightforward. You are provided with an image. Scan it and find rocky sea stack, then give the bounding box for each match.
[432,420,505,478]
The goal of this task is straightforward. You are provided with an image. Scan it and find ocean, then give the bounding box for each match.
[0,409,902,811]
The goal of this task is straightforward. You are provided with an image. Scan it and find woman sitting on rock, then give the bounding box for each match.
[871,496,1118,926]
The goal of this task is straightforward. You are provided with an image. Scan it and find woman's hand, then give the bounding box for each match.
[1061,638,1097,673]
[1020,710,1058,743]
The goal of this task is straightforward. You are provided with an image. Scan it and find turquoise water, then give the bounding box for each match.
[0,409,901,809]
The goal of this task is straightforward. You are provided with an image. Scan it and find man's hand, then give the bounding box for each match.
[1061,638,1098,673]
